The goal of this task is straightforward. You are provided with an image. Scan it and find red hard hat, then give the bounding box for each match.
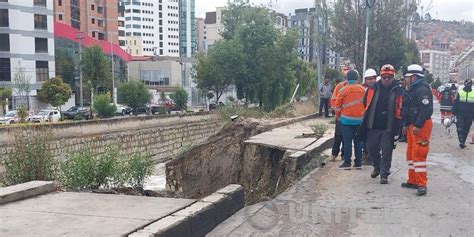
[380,64,395,76]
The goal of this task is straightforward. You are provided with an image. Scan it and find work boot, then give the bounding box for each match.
[401,182,418,189]
[338,162,351,170]
[331,155,337,162]
[460,143,467,149]
[380,177,388,184]
[416,186,427,196]
[371,169,380,179]
[361,153,372,165]
[353,163,362,170]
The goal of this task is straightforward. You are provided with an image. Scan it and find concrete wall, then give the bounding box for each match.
[0,114,224,163]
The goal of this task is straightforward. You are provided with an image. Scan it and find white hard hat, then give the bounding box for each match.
[442,118,452,128]
[404,64,424,77]
[364,69,377,78]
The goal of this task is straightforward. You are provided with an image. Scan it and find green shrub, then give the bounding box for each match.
[60,149,98,189]
[2,130,58,186]
[93,94,116,118]
[311,123,328,139]
[17,105,29,123]
[158,106,167,115]
[127,154,154,188]
[170,88,188,111]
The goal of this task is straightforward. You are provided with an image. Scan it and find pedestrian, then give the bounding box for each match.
[361,69,378,165]
[450,83,458,95]
[401,64,433,196]
[335,70,366,170]
[359,64,404,184]
[452,78,474,149]
[439,86,455,122]
[330,77,348,161]
[319,78,333,117]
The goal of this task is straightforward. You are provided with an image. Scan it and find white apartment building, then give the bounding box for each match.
[119,0,180,57]
[202,7,224,52]
[0,0,55,111]
[420,50,451,83]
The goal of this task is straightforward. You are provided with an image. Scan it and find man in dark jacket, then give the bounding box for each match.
[452,79,474,149]
[401,64,433,196]
[359,64,404,184]
[439,86,455,122]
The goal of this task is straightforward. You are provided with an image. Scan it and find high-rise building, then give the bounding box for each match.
[54,0,119,44]
[0,0,56,110]
[203,7,225,52]
[118,0,181,57]
[195,17,205,53]
[179,0,195,58]
[420,49,451,83]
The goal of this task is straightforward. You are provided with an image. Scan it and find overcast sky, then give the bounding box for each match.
[196,0,474,22]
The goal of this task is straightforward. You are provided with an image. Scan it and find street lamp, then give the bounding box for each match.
[363,0,376,82]
[75,32,85,107]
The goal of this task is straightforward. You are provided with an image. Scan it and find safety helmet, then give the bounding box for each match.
[442,117,452,128]
[364,69,377,78]
[404,64,424,77]
[380,64,395,76]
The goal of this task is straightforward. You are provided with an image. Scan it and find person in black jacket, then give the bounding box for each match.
[401,64,433,196]
[452,79,474,149]
[439,86,455,122]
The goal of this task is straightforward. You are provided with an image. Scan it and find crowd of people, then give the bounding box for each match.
[319,64,474,196]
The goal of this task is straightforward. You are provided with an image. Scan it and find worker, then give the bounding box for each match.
[452,78,474,149]
[319,78,333,118]
[361,69,378,165]
[439,86,455,122]
[401,64,433,196]
[330,77,348,161]
[335,70,366,170]
[359,65,404,184]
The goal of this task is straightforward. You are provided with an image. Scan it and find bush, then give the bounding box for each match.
[2,130,58,186]
[93,94,116,118]
[17,105,28,123]
[311,123,328,139]
[170,88,188,111]
[60,146,153,190]
[118,80,152,112]
[216,102,295,121]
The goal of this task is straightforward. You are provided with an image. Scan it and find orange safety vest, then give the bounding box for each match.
[331,81,348,107]
[365,87,403,119]
[335,84,365,125]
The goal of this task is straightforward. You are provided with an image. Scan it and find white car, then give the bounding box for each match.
[114,104,131,116]
[0,110,21,125]
[29,109,61,123]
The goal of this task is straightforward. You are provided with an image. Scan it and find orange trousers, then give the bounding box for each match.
[406,120,433,187]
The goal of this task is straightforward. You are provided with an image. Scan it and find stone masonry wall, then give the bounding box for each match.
[0,114,224,163]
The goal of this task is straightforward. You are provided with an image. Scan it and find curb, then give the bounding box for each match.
[129,184,245,237]
[0,181,57,205]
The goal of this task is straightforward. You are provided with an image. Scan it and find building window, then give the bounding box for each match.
[91,4,95,11]
[98,19,104,27]
[0,9,8,27]
[97,6,104,14]
[0,58,11,81]
[35,38,48,53]
[34,0,46,7]
[58,14,63,21]
[58,0,62,6]
[36,61,49,82]
[91,18,95,24]
[0,34,9,52]
[98,32,105,40]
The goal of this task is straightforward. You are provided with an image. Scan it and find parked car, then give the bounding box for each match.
[209,102,225,111]
[150,100,175,115]
[130,105,151,116]
[63,106,93,120]
[29,109,61,123]
[0,110,21,125]
[115,104,132,116]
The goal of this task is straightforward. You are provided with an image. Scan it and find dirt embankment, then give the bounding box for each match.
[166,116,325,204]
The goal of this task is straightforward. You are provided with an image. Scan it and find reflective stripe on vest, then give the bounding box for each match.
[458,89,474,103]
[342,98,364,108]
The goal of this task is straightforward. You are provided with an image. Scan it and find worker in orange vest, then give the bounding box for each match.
[330,78,348,161]
[402,64,433,196]
[358,65,404,184]
[335,70,366,170]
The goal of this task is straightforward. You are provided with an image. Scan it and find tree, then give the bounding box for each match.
[117,80,152,112]
[37,77,72,111]
[193,40,244,103]
[81,45,112,95]
[55,48,75,88]
[93,94,116,118]
[170,88,188,111]
[331,0,417,70]
[432,78,442,90]
[0,88,12,115]
[13,62,32,109]
[293,59,316,98]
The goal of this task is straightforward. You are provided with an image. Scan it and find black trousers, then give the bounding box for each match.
[319,98,330,117]
[332,121,344,157]
[456,114,473,144]
[367,129,394,177]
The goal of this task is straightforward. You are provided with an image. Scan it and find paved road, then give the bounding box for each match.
[208,103,474,236]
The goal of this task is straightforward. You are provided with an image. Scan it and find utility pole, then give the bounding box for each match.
[314,0,322,89]
[75,32,85,107]
[363,0,375,83]
[111,40,117,105]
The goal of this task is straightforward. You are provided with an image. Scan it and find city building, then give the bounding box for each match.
[289,8,340,69]
[203,7,225,53]
[420,49,451,83]
[455,42,474,83]
[196,17,205,53]
[273,12,288,33]
[118,0,180,57]
[179,0,196,58]
[54,0,119,45]
[0,0,56,111]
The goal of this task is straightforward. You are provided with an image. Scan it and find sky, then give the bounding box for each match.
[196,0,474,22]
